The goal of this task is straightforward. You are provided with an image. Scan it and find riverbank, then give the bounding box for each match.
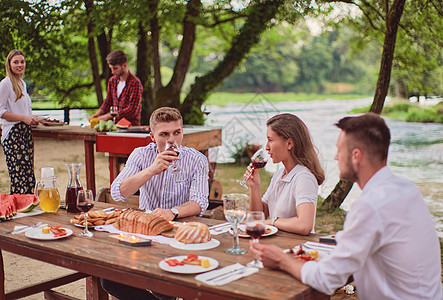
[350,99,443,123]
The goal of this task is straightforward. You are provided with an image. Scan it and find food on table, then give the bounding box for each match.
[116,117,131,129]
[70,209,123,227]
[42,118,64,124]
[89,117,99,129]
[290,245,319,261]
[94,120,117,132]
[42,226,50,234]
[164,253,211,268]
[113,209,173,235]
[50,225,67,237]
[0,193,40,221]
[174,222,211,244]
[238,226,271,236]
[201,259,210,268]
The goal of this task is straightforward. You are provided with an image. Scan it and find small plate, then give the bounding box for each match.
[159,256,218,274]
[229,225,278,238]
[169,238,220,250]
[25,227,73,240]
[41,121,65,126]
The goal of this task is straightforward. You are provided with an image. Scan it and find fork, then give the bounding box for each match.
[6,221,43,234]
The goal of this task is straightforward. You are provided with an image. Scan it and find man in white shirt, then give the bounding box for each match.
[251,113,442,299]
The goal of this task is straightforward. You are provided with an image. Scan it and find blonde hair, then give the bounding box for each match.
[5,50,25,101]
[267,113,325,185]
[149,107,183,130]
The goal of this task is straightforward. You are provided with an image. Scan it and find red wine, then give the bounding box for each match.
[252,161,267,169]
[246,225,266,238]
[78,202,94,212]
[166,144,180,155]
[66,186,83,213]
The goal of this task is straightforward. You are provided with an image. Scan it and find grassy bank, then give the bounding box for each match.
[350,100,443,123]
[31,92,371,109]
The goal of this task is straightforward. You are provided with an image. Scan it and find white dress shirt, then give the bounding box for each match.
[111,143,209,215]
[0,77,33,142]
[262,164,318,232]
[302,167,442,299]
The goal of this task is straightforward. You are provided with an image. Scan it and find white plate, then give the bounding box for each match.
[169,238,220,250]
[25,227,73,240]
[41,122,65,126]
[229,224,278,238]
[159,256,218,274]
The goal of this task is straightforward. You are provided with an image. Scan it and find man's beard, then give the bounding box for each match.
[340,156,358,183]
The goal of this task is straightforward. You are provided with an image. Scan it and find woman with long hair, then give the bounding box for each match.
[245,113,325,235]
[0,50,42,194]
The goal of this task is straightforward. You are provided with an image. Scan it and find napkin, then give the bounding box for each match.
[14,210,44,219]
[209,222,231,236]
[195,263,259,286]
[94,224,174,245]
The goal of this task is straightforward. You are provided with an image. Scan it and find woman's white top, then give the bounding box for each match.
[0,77,33,143]
[262,164,319,232]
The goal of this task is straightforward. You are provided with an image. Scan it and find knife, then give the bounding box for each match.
[205,265,246,282]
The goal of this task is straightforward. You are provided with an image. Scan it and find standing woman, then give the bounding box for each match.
[0,50,41,194]
[245,113,325,235]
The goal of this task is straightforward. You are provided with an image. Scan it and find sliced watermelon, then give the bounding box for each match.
[116,117,131,129]
[14,194,40,213]
[0,193,16,220]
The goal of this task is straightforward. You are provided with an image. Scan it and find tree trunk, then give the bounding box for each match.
[323,0,406,211]
[321,180,354,210]
[181,0,284,124]
[154,0,201,110]
[85,0,103,106]
[137,21,154,125]
[370,0,406,114]
[97,29,112,87]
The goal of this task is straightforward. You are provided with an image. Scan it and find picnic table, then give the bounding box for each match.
[0,203,330,300]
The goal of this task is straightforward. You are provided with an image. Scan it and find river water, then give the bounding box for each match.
[203,97,443,238]
[36,97,443,237]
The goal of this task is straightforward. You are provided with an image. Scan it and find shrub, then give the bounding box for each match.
[231,141,261,165]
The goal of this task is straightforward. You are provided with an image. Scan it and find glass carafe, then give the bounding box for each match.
[65,163,83,213]
[35,168,61,213]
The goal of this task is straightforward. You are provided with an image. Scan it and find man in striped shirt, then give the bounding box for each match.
[110,107,209,220]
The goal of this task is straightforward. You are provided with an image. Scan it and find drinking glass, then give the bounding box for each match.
[237,147,270,189]
[77,189,95,237]
[245,211,266,268]
[110,106,118,123]
[165,141,181,174]
[223,193,247,255]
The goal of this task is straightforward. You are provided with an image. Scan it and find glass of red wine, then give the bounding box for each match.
[237,147,270,189]
[245,211,266,268]
[110,106,118,123]
[165,141,181,174]
[77,189,95,237]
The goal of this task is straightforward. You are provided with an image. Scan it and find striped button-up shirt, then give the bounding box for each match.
[110,143,209,215]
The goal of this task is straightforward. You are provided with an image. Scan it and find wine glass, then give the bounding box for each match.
[165,141,181,174]
[110,106,118,123]
[223,193,247,255]
[237,147,270,189]
[245,211,266,268]
[77,189,95,237]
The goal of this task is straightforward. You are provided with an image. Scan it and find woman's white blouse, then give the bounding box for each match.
[0,77,33,142]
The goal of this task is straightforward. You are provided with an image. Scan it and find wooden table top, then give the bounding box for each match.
[0,203,328,300]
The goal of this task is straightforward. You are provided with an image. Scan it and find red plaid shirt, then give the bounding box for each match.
[100,71,143,126]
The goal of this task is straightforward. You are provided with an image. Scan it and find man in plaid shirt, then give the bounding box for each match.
[89,50,143,126]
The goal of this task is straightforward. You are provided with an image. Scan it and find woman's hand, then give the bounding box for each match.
[22,115,39,125]
[245,163,261,188]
